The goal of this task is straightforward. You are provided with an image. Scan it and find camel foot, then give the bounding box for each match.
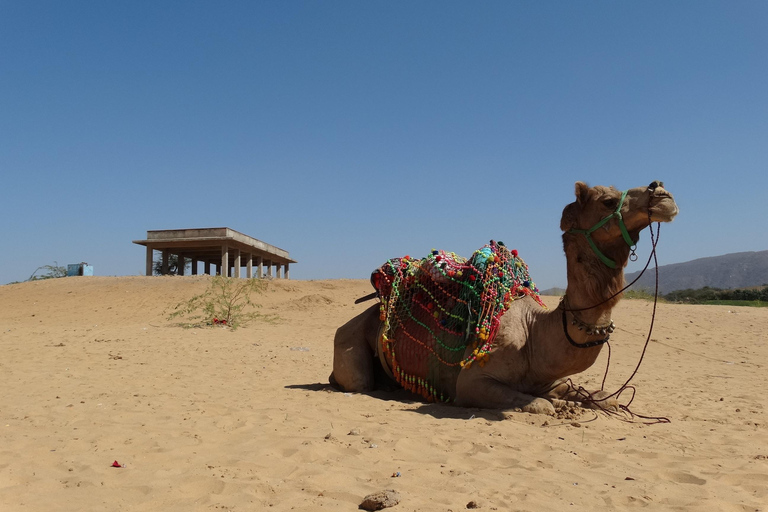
[551,398,580,410]
[521,397,556,416]
[581,390,620,412]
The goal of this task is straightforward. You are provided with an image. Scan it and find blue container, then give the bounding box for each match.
[67,263,94,277]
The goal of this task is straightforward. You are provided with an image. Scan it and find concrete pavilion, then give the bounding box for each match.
[133,228,296,279]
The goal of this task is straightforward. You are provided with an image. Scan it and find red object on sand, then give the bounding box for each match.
[111,460,121,467]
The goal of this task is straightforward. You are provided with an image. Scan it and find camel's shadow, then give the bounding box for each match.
[285,383,507,422]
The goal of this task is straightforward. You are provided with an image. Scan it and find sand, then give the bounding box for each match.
[0,275,766,511]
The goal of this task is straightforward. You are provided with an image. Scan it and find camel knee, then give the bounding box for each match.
[330,357,374,392]
[328,371,341,390]
[329,370,371,392]
[331,305,380,392]
[332,332,376,392]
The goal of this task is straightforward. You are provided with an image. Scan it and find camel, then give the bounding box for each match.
[330,181,678,415]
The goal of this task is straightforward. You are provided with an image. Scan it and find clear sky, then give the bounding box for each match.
[1,1,766,288]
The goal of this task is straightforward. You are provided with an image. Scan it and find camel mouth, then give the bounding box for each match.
[649,194,679,223]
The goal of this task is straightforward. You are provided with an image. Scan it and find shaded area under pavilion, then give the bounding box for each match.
[133,228,296,278]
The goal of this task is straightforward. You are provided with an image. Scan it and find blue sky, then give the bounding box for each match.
[1,1,766,288]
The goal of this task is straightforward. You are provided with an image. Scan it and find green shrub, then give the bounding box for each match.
[624,289,661,301]
[169,276,276,329]
[28,262,67,281]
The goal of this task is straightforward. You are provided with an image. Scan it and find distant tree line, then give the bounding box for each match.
[664,285,768,303]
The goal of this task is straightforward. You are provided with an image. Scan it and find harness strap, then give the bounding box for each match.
[568,190,635,269]
[562,309,610,348]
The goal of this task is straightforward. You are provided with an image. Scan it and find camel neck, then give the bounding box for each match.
[544,233,629,347]
[562,244,627,329]
[560,290,616,326]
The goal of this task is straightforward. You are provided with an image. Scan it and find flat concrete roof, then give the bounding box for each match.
[133,227,297,265]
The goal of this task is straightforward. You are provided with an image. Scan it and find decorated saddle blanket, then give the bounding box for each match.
[371,240,546,402]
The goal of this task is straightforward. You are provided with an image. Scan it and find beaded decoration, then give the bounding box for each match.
[371,240,546,402]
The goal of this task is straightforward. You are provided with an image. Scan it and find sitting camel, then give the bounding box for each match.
[330,181,678,415]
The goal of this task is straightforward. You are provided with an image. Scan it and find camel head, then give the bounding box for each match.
[560,181,678,270]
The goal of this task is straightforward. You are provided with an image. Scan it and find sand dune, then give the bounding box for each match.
[1,276,766,511]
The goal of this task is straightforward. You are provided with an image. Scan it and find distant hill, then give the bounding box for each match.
[626,250,768,294]
[539,287,566,296]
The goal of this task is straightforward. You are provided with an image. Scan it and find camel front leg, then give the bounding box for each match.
[454,372,557,415]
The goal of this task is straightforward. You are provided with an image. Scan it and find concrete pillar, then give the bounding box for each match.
[234,249,241,278]
[256,256,263,278]
[178,255,185,276]
[146,247,153,276]
[204,261,211,275]
[246,253,253,278]
[284,263,289,279]
[191,259,198,275]
[265,260,272,278]
[221,246,229,277]
[275,264,282,279]
[162,251,170,275]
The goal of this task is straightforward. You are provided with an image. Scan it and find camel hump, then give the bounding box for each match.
[370,241,545,402]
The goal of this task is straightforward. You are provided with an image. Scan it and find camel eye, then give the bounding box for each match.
[602,197,619,209]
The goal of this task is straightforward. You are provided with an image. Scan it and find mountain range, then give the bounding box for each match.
[626,250,768,294]
[540,250,768,296]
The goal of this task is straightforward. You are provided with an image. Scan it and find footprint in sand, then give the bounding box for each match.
[664,472,707,485]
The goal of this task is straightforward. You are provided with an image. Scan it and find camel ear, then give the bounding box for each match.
[574,182,590,204]
[560,181,589,231]
[561,182,590,231]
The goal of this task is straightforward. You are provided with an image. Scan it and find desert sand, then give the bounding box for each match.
[0,275,766,511]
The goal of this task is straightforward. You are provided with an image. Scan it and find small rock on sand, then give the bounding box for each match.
[359,489,401,510]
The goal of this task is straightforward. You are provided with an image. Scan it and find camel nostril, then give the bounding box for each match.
[648,180,664,191]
